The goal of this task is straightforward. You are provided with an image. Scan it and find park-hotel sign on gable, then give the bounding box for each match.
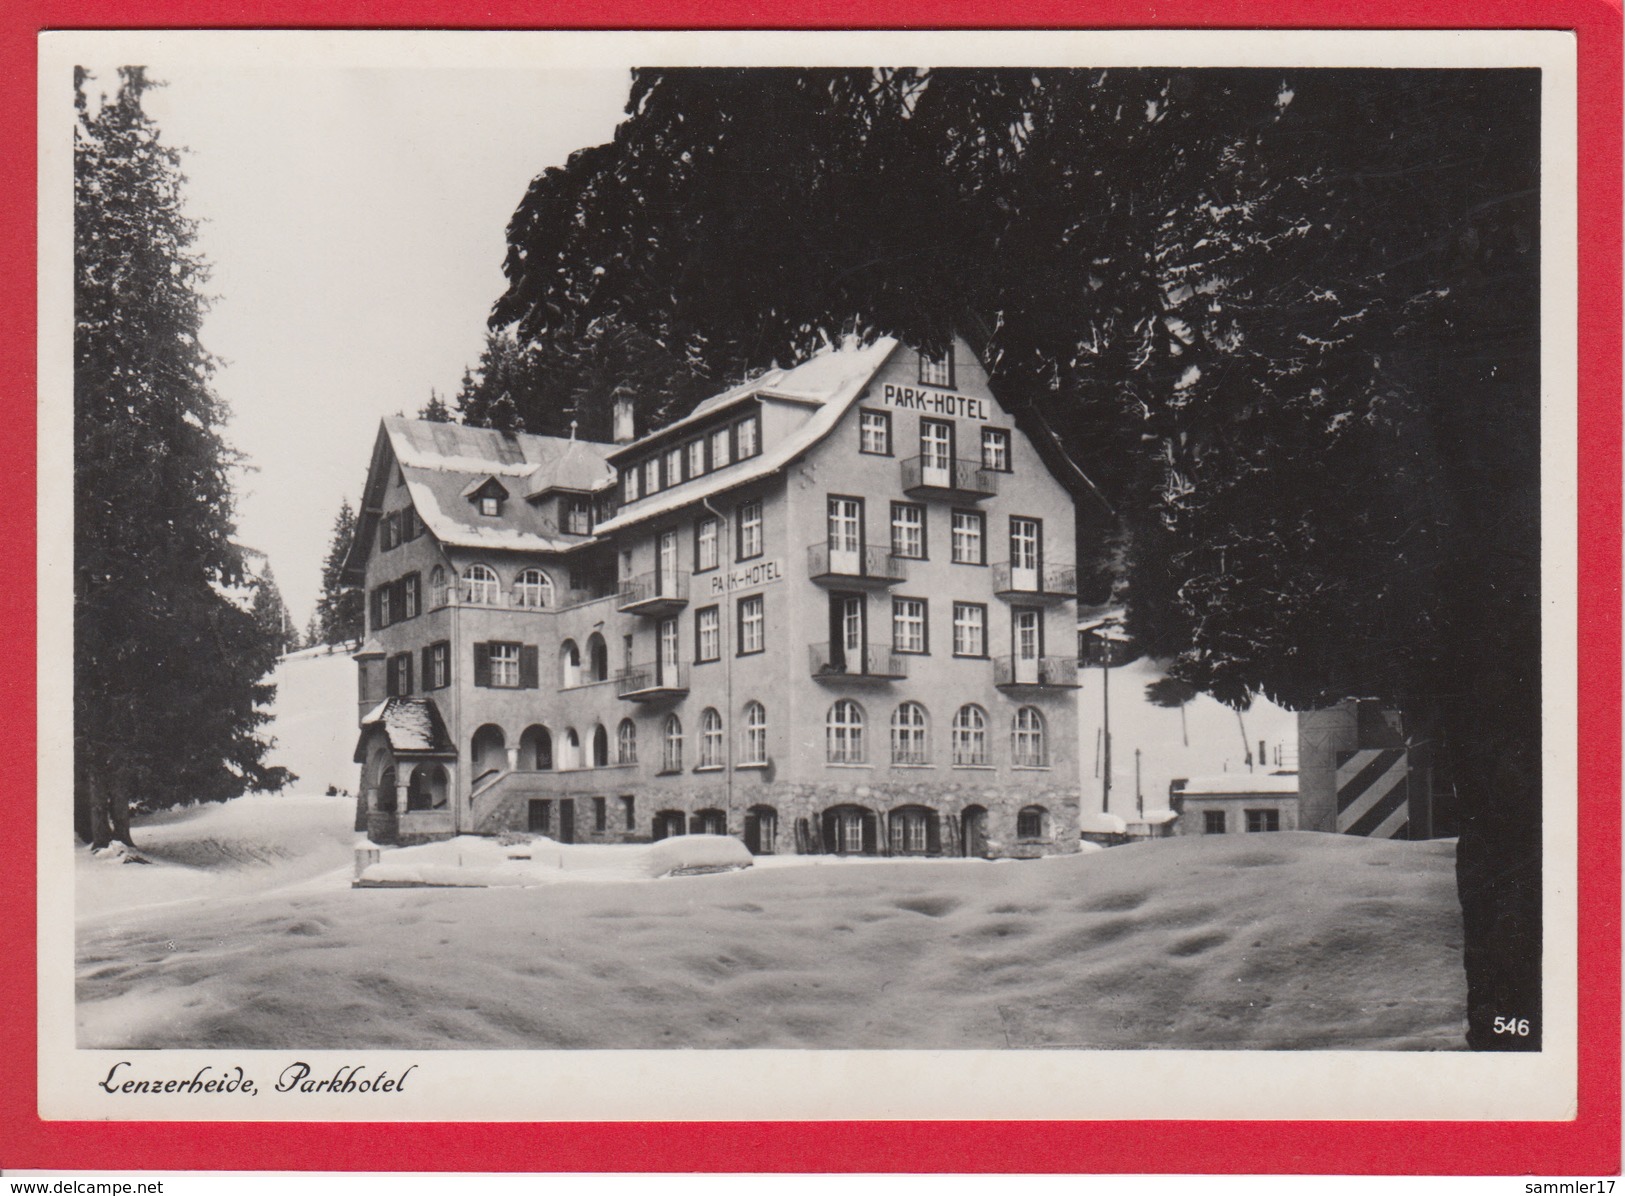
[880,383,990,421]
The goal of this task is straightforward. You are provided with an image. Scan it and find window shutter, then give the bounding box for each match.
[926,812,942,855]
[421,644,434,690]
[861,812,878,856]
[370,588,384,629]
[519,644,539,689]
[473,643,491,688]
[391,578,407,619]
[403,653,414,695]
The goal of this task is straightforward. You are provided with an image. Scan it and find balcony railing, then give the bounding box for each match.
[807,542,908,586]
[616,570,690,615]
[616,662,689,701]
[809,642,908,682]
[993,654,1081,690]
[991,562,1079,602]
[900,455,998,501]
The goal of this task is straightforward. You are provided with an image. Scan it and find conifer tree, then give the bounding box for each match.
[249,561,295,657]
[74,66,290,846]
[418,388,454,423]
[316,498,364,647]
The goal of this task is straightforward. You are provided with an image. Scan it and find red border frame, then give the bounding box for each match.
[3,0,1618,1174]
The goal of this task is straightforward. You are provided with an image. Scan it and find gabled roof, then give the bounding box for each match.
[343,418,618,579]
[460,475,511,500]
[353,697,454,761]
[595,337,900,534]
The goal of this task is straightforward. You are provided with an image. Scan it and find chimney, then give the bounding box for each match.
[613,396,636,445]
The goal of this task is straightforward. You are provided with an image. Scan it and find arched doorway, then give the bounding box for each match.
[652,810,687,841]
[518,725,552,771]
[406,764,449,811]
[961,805,990,858]
[560,640,582,688]
[744,805,778,855]
[586,633,610,682]
[376,767,398,813]
[821,804,878,855]
[471,725,507,782]
[560,727,582,771]
[691,808,727,836]
[887,804,940,856]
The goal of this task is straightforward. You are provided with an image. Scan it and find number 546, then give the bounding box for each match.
[1493,1016,1531,1036]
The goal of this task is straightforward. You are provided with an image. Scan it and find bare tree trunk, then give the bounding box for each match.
[107,768,135,847]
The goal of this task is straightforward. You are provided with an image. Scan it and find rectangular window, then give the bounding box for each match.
[528,800,552,834]
[426,641,450,689]
[623,468,641,503]
[1204,810,1227,835]
[1246,809,1282,833]
[919,348,954,388]
[642,458,660,496]
[402,506,421,541]
[565,498,592,535]
[737,499,763,560]
[737,595,765,655]
[377,584,393,627]
[952,603,987,658]
[489,642,521,688]
[663,446,684,488]
[1010,516,1042,570]
[695,606,721,663]
[403,573,420,619]
[735,414,760,459]
[686,439,705,479]
[593,796,607,833]
[622,795,636,830]
[710,426,732,469]
[859,409,892,455]
[695,516,720,572]
[890,502,926,559]
[982,427,1011,472]
[951,510,985,564]
[478,495,500,517]
[388,652,413,697]
[893,597,928,654]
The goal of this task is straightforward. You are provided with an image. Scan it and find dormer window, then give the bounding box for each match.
[919,348,954,389]
[463,475,510,518]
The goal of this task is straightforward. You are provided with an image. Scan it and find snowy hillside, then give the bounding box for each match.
[77,794,1465,1050]
[261,644,359,797]
[1078,655,1299,823]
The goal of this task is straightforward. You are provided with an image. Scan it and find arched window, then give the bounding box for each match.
[740,701,767,766]
[699,708,724,768]
[512,567,554,609]
[471,724,506,778]
[617,718,637,765]
[561,727,581,771]
[560,639,581,689]
[407,764,449,811]
[951,704,989,766]
[429,565,448,608]
[1017,805,1051,839]
[462,563,499,605]
[591,724,610,768]
[691,808,727,835]
[826,700,865,764]
[888,805,939,855]
[586,633,609,682]
[662,714,684,773]
[1012,706,1047,768]
[890,702,929,765]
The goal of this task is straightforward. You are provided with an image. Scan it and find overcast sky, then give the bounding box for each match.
[131,67,632,627]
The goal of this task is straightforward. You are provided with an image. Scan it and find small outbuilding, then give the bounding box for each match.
[1169,772,1300,836]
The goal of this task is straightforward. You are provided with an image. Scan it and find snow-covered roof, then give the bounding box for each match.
[1176,773,1300,796]
[1131,809,1181,825]
[1080,811,1128,834]
[596,338,899,534]
[353,698,454,761]
[380,417,617,555]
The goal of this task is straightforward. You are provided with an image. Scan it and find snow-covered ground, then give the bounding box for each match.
[77,794,1465,1051]
[261,645,360,797]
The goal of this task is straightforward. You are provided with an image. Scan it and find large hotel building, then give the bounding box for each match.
[344,336,1083,858]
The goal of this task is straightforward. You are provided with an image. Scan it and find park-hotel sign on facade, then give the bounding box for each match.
[346,335,1084,861]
